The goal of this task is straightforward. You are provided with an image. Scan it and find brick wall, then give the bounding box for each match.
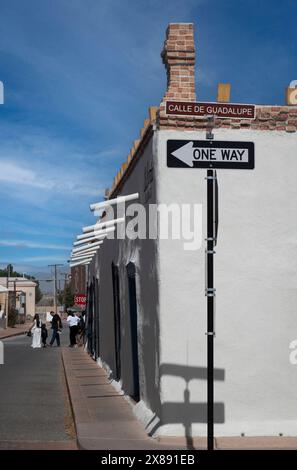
[157,106,297,133]
[160,23,195,109]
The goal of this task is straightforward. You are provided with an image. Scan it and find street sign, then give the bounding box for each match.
[167,140,255,169]
[166,100,255,119]
[74,294,86,306]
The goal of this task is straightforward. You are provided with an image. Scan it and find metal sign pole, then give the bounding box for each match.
[206,168,216,451]
[205,116,216,451]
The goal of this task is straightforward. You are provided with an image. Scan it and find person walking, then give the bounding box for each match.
[41,323,48,348]
[49,311,62,347]
[66,311,79,347]
[29,314,42,349]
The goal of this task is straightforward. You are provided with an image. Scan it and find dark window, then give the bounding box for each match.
[126,262,140,401]
[86,282,94,356]
[86,278,99,358]
[94,278,100,359]
[112,263,121,381]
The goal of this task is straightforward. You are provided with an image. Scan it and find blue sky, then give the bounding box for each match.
[0,0,296,279]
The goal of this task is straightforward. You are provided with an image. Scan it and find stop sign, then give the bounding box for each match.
[74,294,86,306]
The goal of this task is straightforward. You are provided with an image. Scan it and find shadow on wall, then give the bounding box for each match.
[149,363,225,449]
[138,238,162,417]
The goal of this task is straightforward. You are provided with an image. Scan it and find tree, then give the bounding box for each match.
[64,284,75,309]
[57,289,64,306]
[27,276,43,303]
[57,284,74,309]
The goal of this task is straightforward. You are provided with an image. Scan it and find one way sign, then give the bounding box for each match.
[167,140,255,169]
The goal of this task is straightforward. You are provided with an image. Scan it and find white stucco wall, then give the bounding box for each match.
[155,128,297,436]
[0,280,36,318]
[20,285,36,317]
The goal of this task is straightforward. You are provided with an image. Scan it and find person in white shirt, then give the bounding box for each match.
[66,311,80,347]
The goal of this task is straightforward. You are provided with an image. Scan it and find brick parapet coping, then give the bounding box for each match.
[157,105,297,132]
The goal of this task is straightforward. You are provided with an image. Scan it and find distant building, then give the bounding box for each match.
[0,285,8,327]
[0,277,37,318]
[71,265,86,296]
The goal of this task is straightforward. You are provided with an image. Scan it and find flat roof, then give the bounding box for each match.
[0,277,37,287]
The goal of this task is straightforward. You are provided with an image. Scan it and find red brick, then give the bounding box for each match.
[161,23,196,105]
[286,126,296,132]
[277,114,288,121]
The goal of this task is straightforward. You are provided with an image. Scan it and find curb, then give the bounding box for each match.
[0,330,28,340]
[61,349,81,449]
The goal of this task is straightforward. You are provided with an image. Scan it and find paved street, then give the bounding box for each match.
[0,330,77,449]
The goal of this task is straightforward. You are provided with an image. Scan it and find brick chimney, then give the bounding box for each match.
[160,23,196,104]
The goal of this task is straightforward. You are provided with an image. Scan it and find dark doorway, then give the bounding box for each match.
[94,278,100,359]
[86,281,94,356]
[126,262,140,401]
[86,278,100,359]
[111,263,121,380]
[91,279,96,358]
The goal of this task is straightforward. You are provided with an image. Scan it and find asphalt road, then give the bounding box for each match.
[0,328,76,448]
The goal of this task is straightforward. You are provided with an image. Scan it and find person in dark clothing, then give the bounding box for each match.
[41,323,48,348]
[76,312,85,347]
[49,311,62,347]
[66,311,79,347]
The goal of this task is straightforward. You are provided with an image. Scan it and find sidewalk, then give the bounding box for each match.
[62,348,297,451]
[62,348,197,450]
[0,323,28,340]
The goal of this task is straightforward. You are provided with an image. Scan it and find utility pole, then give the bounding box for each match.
[63,273,68,311]
[5,264,12,329]
[6,263,11,289]
[48,264,63,315]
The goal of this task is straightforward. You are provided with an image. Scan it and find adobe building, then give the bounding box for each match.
[0,277,37,319]
[85,23,297,438]
[0,285,8,327]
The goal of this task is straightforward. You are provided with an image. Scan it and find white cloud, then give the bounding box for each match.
[0,161,46,189]
[0,120,111,205]
[19,256,67,264]
[19,256,67,263]
[0,159,103,197]
[0,240,69,250]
